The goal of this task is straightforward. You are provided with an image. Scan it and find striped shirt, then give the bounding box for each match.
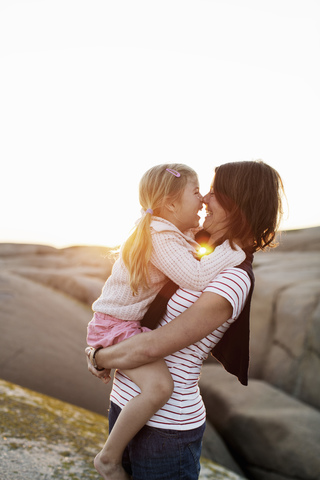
[110,267,251,430]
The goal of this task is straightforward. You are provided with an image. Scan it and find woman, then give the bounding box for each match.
[86,160,284,480]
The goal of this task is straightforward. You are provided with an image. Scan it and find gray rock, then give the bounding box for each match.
[262,280,320,410]
[0,270,112,415]
[202,421,246,477]
[275,227,320,252]
[250,249,320,410]
[200,365,320,480]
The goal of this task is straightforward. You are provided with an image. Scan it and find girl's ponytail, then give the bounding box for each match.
[122,210,153,295]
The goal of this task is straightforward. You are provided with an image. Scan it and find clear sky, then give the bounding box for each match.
[1,0,319,248]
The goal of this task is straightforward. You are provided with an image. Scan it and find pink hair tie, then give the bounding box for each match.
[166,168,181,177]
[146,208,153,215]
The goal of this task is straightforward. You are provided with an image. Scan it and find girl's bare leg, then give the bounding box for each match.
[94,358,173,480]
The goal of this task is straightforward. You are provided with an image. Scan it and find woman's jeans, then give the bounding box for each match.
[109,401,205,480]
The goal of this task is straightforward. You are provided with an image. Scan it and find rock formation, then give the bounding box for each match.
[199,226,320,480]
[1,226,319,479]
[0,243,114,415]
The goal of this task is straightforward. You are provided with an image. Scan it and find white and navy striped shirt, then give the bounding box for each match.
[110,267,251,430]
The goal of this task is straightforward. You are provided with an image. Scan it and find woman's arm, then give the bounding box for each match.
[93,291,233,371]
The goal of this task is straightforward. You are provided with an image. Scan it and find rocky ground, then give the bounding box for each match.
[0,379,246,480]
[0,226,319,479]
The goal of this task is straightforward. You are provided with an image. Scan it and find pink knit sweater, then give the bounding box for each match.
[92,217,245,321]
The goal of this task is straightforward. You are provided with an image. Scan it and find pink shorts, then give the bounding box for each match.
[87,312,151,349]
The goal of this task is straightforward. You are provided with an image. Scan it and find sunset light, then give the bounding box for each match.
[1,1,319,248]
[198,247,209,257]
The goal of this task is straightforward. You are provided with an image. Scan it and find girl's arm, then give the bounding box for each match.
[93,291,233,371]
[150,232,245,291]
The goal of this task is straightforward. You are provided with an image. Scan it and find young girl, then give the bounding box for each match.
[86,163,245,480]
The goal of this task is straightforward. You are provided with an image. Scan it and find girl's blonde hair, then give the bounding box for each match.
[122,163,197,295]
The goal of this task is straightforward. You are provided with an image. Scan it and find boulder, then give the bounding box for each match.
[9,266,106,305]
[0,270,112,415]
[199,365,320,480]
[261,279,320,410]
[202,421,246,477]
[0,242,115,415]
[250,240,320,411]
[0,243,113,280]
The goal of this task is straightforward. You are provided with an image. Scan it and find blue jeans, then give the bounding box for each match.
[108,402,205,480]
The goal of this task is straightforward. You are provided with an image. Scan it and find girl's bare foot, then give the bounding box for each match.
[94,452,130,480]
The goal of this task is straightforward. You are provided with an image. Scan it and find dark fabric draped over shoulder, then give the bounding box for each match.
[211,253,254,386]
[141,230,255,386]
[141,279,179,331]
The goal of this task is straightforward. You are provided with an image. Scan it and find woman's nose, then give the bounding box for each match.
[202,193,209,203]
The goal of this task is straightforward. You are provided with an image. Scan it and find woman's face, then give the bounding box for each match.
[202,184,229,237]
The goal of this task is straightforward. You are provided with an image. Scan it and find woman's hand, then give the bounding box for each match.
[85,347,112,385]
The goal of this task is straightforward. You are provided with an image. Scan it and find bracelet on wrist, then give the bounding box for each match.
[92,347,104,371]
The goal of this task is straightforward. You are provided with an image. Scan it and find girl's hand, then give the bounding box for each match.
[85,347,112,385]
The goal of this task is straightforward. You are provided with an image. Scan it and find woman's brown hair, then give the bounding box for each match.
[213,160,284,252]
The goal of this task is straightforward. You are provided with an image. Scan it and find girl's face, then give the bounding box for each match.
[170,177,203,231]
[202,184,229,238]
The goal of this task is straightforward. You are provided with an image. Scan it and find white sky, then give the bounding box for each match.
[1,0,319,248]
